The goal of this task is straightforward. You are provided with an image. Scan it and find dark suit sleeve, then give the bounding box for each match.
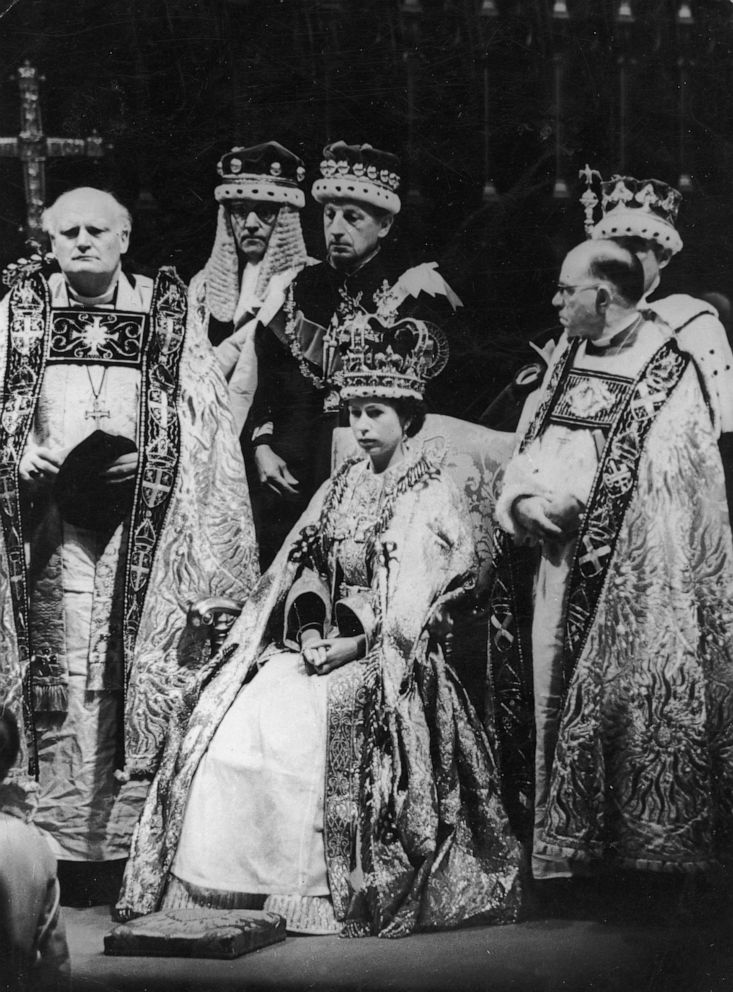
[250,322,279,447]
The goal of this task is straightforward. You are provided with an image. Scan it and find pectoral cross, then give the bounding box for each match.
[0,63,108,239]
[84,400,111,423]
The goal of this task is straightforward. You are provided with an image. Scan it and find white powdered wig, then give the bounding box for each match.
[204,205,307,322]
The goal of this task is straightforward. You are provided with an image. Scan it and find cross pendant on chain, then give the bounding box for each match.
[84,399,111,423]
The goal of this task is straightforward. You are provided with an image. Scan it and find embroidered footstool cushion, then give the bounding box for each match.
[104,908,285,959]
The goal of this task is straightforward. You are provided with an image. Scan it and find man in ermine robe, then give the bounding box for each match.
[586,172,733,520]
[248,140,462,568]
[587,173,733,436]
[0,187,258,898]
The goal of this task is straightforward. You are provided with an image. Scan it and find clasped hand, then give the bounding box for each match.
[300,628,365,675]
[513,492,584,542]
[19,445,65,485]
[20,445,139,488]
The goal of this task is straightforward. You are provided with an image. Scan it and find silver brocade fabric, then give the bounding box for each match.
[117,454,522,933]
[535,365,733,871]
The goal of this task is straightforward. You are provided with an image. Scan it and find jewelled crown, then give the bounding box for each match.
[311,141,401,215]
[215,141,306,209]
[335,312,448,401]
[579,167,683,255]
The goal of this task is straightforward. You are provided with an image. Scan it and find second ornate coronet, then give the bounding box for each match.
[215,141,306,209]
[580,168,683,255]
[312,141,402,215]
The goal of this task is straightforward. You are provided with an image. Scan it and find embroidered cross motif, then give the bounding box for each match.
[565,377,616,419]
[578,535,611,576]
[630,382,666,418]
[50,310,146,366]
[129,550,150,592]
[13,311,45,356]
[72,313,120,357]
[142,466,174,508]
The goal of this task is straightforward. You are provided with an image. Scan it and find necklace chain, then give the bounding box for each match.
[85,366,109,399]
[84,366,111,423]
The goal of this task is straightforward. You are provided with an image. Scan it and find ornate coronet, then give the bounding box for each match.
[580,168,684,255]
[334,312,448,401]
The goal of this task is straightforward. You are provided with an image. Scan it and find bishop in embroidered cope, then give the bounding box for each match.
[490,240,733,882]
[0,188,258,868]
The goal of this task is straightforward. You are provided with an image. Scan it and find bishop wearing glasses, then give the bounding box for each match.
[489,238,733,896]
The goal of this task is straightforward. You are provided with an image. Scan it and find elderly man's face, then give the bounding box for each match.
[323,199,392,271]
[552,248,605,339]
[49,189,129,296]
[228,201,278,265]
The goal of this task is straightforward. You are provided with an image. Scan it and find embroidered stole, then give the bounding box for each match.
[488,338,690,837]
[0,268,187,773]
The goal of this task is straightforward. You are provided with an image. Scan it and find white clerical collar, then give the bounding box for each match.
[588,311,641,349]
[65,271,121,308]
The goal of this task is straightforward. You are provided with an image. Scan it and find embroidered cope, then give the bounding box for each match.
[490,319,733,877]
[0,267,259,861]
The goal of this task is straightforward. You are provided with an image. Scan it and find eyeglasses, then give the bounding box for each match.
[228,204,278,223]
[555,283,600,298]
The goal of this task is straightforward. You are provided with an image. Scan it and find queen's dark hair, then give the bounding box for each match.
[390,397,427,437]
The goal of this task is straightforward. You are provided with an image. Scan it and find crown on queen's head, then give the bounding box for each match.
[312,141,402,215]
[215,141,306,209]
[336,313,448,401]
[579,166,684,255]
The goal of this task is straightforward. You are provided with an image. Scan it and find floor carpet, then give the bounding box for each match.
[65,900,732,992]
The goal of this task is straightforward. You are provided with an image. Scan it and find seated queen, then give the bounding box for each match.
[116,314,522,937]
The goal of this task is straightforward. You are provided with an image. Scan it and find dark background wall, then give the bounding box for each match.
[0,0,731,413]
